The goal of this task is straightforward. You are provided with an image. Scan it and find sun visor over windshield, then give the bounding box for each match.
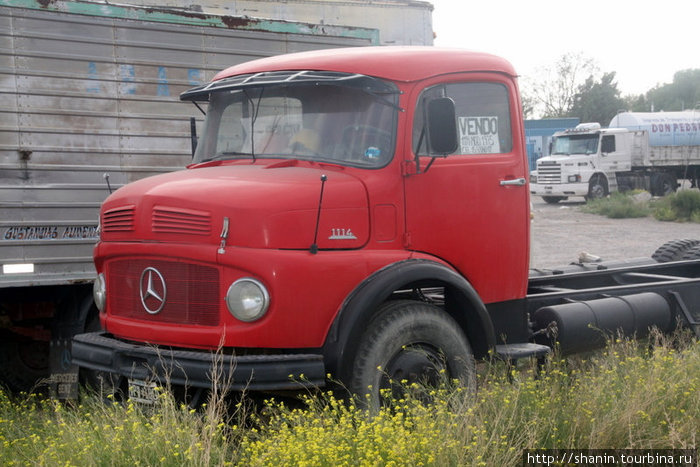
[180,70,400,103]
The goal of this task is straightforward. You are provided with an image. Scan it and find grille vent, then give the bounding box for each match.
[152,206,211,235]
[102,205,135,232]
[108,259,220,326]
[536,162,562,184]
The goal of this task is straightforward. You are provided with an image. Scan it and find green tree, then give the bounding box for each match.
[628,69,700,111]
[568,72,626,125]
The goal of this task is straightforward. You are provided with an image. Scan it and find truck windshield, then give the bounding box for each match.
[191,78,399,168]
[551,134,599,155]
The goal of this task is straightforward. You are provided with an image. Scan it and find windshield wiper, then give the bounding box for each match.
[201,151,253,162]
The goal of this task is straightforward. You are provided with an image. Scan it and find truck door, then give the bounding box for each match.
[600,134,631,172]
[403,79,529,304]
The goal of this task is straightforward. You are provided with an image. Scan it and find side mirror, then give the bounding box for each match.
[427,97,458,155]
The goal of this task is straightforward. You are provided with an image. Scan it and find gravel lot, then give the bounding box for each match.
[530,197,700,269]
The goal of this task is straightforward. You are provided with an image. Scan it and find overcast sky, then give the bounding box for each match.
[429,0,699,96]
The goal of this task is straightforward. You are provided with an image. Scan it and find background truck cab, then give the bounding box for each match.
[530,112,700,203]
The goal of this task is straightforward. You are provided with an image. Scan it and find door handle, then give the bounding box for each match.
[499,177,526,186]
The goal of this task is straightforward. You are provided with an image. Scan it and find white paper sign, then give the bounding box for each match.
[458,116,500,154]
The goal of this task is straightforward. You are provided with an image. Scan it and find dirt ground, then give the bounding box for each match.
[530,197,700,269]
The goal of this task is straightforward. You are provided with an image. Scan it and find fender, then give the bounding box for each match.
[322,258,496,382]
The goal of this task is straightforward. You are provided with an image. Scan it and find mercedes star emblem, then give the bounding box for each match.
[139,267,167,314]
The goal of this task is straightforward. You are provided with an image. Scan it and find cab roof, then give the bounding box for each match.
[212,46,517,83]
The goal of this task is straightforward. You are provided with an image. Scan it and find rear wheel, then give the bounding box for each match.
[651,172,677,196]
[652,239,700,262]
[350,300,476,407]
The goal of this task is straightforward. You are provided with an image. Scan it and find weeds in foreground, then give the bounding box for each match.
[582,189,700,222]
[0,334,697,466]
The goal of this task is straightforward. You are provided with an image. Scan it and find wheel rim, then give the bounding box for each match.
[589,178,606,199]
[379,344,445,397]
[661,180,673,195]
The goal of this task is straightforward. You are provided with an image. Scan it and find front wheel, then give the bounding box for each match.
[350,300,476,407]
[585,174,608,201]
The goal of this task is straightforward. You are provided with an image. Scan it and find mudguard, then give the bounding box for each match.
[322,258,496,382]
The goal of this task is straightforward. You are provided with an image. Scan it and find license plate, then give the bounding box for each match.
[128,378,158,405]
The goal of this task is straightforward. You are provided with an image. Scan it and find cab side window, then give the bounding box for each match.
[601,135,616,153]
[413,82,512,156]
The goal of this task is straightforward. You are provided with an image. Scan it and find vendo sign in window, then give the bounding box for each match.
[459,116,500,154]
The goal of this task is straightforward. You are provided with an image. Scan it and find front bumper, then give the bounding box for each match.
[530,182,587,197]
[72,332,326,391]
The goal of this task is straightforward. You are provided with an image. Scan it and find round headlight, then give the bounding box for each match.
[93,272,106,312]
[225,278,270,322]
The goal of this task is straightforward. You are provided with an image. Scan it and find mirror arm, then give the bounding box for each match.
[423,157,437,173]
[193,101,206,116]
[413,126,427,174]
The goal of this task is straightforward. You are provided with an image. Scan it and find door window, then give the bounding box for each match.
[413,82,512,156]
[601,135,616,153]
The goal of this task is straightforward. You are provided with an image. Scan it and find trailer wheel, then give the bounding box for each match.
[586,174,608,200]
[651,172,677,196]
[652,239,700,262]
[542,196,566,205]
[0,337,49,393]
[350,300,475,407]
[681,245,700,260]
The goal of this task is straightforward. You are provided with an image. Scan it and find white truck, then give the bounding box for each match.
[530,111,700,203]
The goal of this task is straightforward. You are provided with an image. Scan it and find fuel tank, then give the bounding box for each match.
[533,292,672,355]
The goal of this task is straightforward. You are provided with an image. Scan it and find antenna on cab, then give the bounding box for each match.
[310,174,328,255]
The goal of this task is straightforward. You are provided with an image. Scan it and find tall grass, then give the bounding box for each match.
[0,333,698,466]
[653,190,700,222]
[581,191,650,218]
[582,189,700,222]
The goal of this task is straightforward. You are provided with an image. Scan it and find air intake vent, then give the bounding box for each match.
[152,206,211,235]
[102,205,135,232]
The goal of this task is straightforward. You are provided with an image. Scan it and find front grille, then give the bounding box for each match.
[152,206,211,235]
[108,259,220,326]
[102,205,135,232]
[536,162,562,184]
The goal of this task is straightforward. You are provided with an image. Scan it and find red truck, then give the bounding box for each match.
[72,47,700,402]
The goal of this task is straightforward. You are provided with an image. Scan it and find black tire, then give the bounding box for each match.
[541,196,566,205]
[350,300,476,407]
[651,172,677,197]
[0,337,49,393]
[681,245,700,260]
[652,239,700,262]
[586,174,608,200]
